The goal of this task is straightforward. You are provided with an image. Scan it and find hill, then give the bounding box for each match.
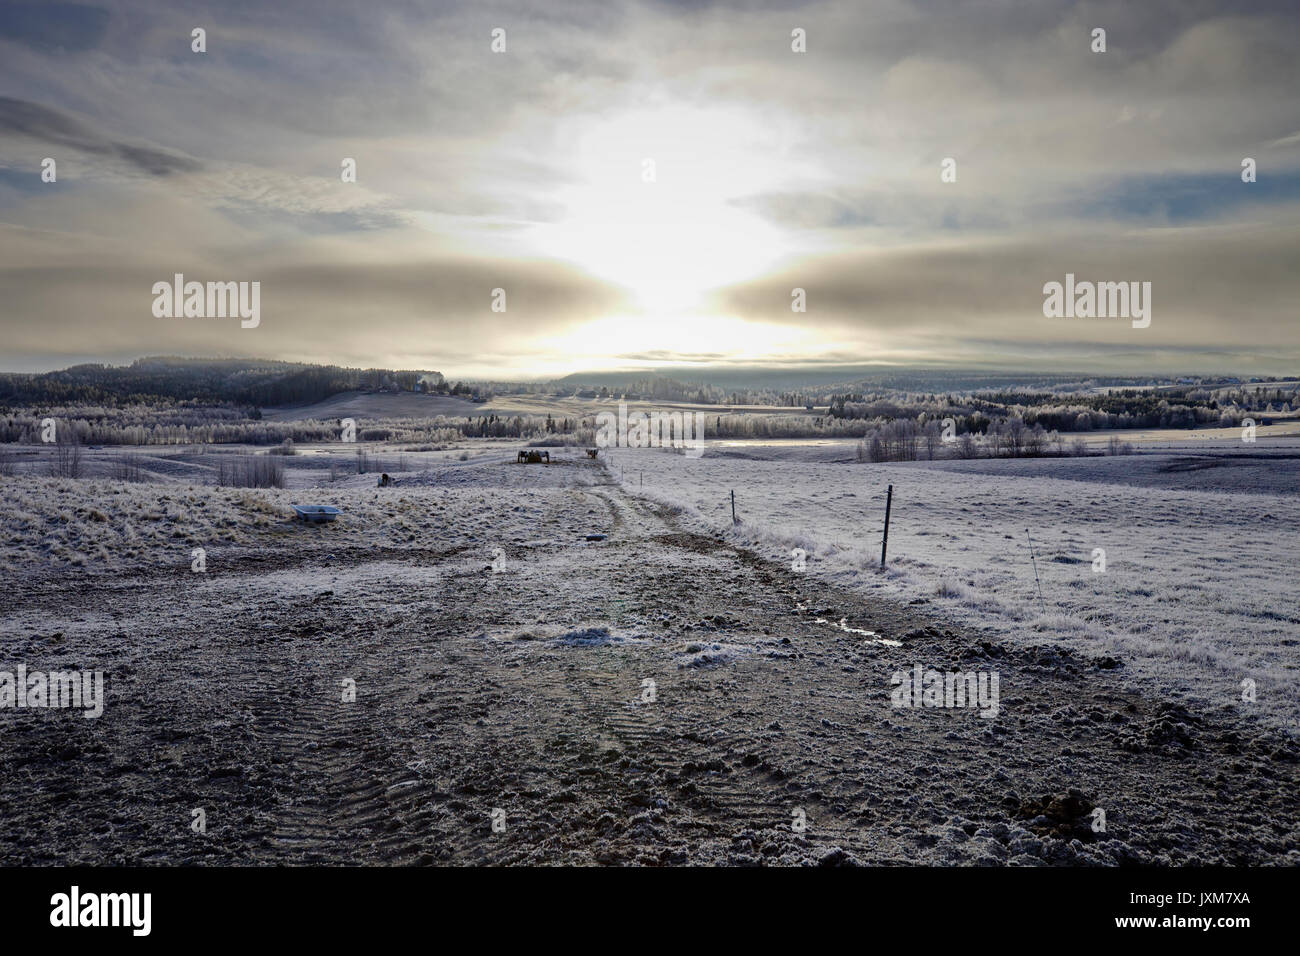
[0,356,447,409]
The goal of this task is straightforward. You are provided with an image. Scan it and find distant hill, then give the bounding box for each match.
[0,356,447,409]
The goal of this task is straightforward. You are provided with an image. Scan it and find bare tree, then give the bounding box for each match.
[112,454,145,482]
[986,424,1004,458]
[50,432,83,478]
[1004,417,1026,457]
[922,421,941,460]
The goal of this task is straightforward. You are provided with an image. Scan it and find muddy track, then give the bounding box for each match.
[1,479,1297,865]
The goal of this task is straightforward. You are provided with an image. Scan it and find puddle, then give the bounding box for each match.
[551,626,644,647]
[489,625,646,648]
[796,602,902,647]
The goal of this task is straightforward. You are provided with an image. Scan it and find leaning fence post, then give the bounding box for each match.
[731,489,737,525]
[880,484,894,569]
[1026,528,1045,612]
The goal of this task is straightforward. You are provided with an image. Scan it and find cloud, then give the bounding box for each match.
[0,0,1297,375]
[0,1,108,53]
[713,214,1300,367]
[0,210,632,373]
[0,96,201,176]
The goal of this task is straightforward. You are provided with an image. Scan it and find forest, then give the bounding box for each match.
[0,357,451,409]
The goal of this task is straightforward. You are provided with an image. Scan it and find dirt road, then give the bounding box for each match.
[2,465,1296,865]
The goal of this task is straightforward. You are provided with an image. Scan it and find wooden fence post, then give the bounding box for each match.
[881,484,893,569]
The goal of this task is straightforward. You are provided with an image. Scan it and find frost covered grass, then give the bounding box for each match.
[614,446,1300,727]
[0,451,602,576]
[0,476,278,568]
[7,441,1295,727]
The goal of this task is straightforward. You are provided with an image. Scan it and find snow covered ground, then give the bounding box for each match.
[613,441,1300,731]
[0,448,597,570]
[1,442,1297,865]
[6,439,1294,735]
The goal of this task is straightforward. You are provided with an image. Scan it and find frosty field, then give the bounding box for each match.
[617,442,1300,731]
[0,443,1297,865]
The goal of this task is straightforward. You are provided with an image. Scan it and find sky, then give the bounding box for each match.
[0,0,1297,379]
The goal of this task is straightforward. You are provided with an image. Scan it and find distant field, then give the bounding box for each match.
[479,395,822,418]
[261,391,483,421]
[264,390,823,422]
[1074,422,1300,446]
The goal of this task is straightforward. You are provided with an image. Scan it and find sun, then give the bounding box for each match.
[537,103,793,316]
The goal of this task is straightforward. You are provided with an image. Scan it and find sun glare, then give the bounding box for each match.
[540,104,792,316]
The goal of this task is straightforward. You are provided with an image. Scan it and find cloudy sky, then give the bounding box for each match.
[0,0,1297,378]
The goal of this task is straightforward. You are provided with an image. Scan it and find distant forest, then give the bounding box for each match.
[0,358,1293,448]
[826,384,1299,432]
[0,357,470,409]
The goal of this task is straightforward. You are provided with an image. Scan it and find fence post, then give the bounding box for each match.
[731,489,737,525]
[880,484,893,569]
[1026,529,1045,612]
